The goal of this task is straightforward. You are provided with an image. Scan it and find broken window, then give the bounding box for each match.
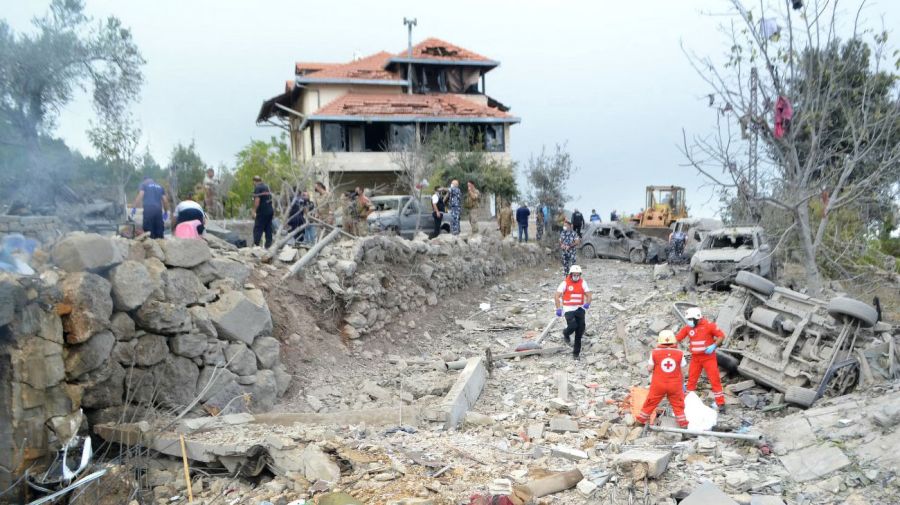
[708,234,754,249]
[418,66,447,93]
[390,124,415,149]
[596,227,611,237]
[483,124,504,152]
[322,123,347,152]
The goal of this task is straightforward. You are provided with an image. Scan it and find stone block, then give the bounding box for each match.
[64,330,115,380]
[135,300,191,334]
[615,449,672,479]
[132,333,168,367]
[164,268,210,306]
[439,357,487,430]
[207,290,272,345]
[81,361,125,409]
[61,272,112,344]
[549,416,579,433]
[193,258,251,286]
[778,444,850,482]
[0,275,26,327]
[224,343,257,376]
[109,312,136,341]
[362,380,391,401]
[251,335,280,369]
[527,422,544,441]
[160,238,211,268]
[249,369,277,411]
[550,445,588,461]
[577,478,598,497]
[51,233,122,273]
[188,306,217,338]
[109,261,153,311]
[749,496,786,505]
[302,444,341,483]
[680,482,739,505]
[150,355,200,408]
[170,333,207,358]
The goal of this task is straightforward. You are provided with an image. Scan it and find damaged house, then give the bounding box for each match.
[256,38,520,190]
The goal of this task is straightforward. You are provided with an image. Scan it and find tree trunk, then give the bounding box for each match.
[795,204,823,296]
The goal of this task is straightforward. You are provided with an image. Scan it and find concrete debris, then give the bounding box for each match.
[615,449,672,478]
[548,415,579,432]
[778,444,851,482]
[680,482,740,505]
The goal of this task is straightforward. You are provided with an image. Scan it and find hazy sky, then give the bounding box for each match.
[5,0,897,217]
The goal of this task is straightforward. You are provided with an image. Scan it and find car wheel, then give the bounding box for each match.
[582,244,596,259]
[734,270,776,296]
[785,385,818,408]
[827,297,878,328]
[629,248,646,264]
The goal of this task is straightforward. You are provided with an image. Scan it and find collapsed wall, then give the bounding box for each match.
[273,232,545,341]
[0,232,287,493]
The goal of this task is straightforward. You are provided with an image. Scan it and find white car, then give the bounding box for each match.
[690,226,775,286]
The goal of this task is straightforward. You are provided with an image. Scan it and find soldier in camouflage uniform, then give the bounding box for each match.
[464,180,481,234]
[559,218,580,275]
[448,179,462,235]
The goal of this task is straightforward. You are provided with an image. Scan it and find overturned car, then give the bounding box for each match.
[580,222,665,264]
[675,271,889,408]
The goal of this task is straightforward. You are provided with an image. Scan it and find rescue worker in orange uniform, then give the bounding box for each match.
[637,330,688,428]
[554,265,592,360]
[676,306,727,412]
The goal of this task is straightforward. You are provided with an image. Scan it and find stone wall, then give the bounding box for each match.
[301,233,545,340]
[0,215,63,243]
[0,232,288,499]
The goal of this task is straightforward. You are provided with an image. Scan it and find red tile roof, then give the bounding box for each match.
[311,93,516,121]
[294,62,341,75]
[297,51,401,81]
[397,37,493,62]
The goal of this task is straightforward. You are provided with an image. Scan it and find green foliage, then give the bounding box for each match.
[166,141,207,201]
[422,126,518,200]
[0,0,145,139]
[525,144,575,212]
[231,135,294,208]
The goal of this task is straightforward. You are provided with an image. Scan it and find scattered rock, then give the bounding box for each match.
[302,444,341,483]
[225,343,258,376]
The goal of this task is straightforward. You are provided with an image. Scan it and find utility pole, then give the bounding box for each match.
[403,17,416,95]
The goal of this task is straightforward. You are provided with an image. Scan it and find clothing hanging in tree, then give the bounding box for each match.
[774,95,793,139]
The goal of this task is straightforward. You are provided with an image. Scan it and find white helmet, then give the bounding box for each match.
[685,306,702,320]
[569,265,582,274]
[658,330,676,345]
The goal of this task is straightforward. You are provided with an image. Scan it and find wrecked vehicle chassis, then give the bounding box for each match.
[676,271,881,408]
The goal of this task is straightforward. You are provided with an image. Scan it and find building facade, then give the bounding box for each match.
[257,38,519,191]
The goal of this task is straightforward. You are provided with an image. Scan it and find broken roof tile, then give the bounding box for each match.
[296,52,401,82]
[398,37,494,63]
[310,93,516,121]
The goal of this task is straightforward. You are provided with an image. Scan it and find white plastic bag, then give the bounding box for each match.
[684,391,718,431]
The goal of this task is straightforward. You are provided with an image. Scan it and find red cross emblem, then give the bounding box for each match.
[661,357,677,373]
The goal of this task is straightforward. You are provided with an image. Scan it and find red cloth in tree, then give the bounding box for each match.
[775,95,793,138]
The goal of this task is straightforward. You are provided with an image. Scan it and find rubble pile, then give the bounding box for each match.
[0,232,289,491]
[311,233,544,340]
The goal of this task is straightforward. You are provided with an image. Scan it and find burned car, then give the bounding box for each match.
[690,226,774,286]
[580,222,664,263]
[667,217,723,262]
[676,271,885,408]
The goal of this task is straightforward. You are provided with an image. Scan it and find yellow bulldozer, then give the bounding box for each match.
[631,185,688,239]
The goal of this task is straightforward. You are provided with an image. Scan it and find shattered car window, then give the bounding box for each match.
[708,234,754,249]
[370,197,403,212]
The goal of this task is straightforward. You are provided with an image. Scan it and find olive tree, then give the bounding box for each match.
[681,0,899,295]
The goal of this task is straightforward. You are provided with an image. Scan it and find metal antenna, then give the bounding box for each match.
[403,17,417,94]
